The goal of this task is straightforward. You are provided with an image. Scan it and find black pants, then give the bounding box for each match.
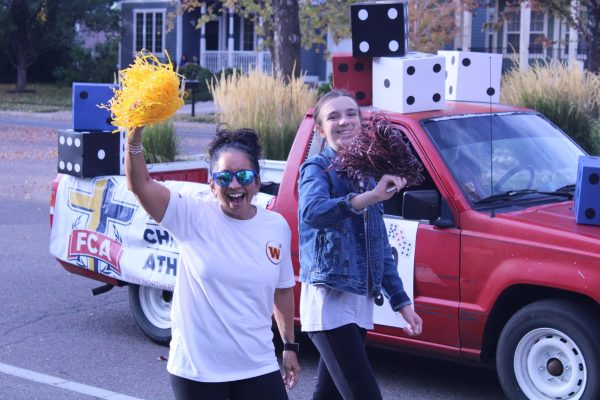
[169,370,288,400]
[308,323,383,400]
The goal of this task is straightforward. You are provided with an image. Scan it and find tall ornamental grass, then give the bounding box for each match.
[209,69,317,160]
[501,61,600,154]
[142,119,179,164]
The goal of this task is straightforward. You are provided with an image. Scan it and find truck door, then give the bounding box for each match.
[375,143,461,351]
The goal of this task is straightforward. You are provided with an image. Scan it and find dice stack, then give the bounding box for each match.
[57,83,125,178]
[331,0,502,114]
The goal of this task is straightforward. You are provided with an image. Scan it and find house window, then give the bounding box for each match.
[242,18,255,51]
[505,11,520,54]
[504,9,547,55]
[486,7,497,53]
[529,11,545,54]
[134,10,165,55]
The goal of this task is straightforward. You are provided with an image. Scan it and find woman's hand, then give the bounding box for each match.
[282,351,300,390]
[399,305,423,336]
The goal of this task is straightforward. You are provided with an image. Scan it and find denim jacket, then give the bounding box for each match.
[298,146,411,311]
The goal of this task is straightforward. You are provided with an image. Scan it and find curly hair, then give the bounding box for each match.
[207,125,262,174]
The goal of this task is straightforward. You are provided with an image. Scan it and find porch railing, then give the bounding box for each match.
[469,47,588,72]
[201,51,273,74]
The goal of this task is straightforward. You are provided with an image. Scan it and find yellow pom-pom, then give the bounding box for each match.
[102,50,184,134]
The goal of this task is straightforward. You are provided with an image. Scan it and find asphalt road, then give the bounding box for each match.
[0,113,507,399]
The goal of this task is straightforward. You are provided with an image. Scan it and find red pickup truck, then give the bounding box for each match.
[50,101,600,400]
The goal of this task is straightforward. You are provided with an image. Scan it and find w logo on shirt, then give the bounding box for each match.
[266,241,282,265]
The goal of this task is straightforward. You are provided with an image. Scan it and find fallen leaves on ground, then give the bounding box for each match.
[0,124,57,160]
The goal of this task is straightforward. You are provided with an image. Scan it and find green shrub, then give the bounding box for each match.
[317,82,331,97]
[502,61,600,154]
[179,63,213,101]
[524,95,600,154]
[142,119,179,164]
[214,67,236,81]
[317,73,333,97]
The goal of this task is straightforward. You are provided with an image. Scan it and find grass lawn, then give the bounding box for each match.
[0,83,72,112]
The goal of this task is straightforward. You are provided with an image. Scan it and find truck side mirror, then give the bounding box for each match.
[402,190,455,228]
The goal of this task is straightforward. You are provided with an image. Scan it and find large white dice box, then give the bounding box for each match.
[438,50,503,103]
[372,52,446,114]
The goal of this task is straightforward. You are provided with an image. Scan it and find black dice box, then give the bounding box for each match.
[351,0,409,58]
[57,129,121,178]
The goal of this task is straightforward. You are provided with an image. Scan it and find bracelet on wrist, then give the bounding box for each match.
[283,342,299,354]
[126,142,144,155]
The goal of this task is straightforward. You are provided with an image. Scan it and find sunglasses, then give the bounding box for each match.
[211,169,258,187]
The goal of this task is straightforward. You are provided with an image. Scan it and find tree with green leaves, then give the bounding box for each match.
[0,0,119,91]
[178,0,479,80]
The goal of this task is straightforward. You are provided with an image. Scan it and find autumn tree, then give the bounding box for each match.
[0,0,118,91]
[178,0,479,79]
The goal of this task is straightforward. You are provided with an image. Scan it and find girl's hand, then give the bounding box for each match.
[372,174,407,202]
[399,305,423,336]
[350,174,407,211]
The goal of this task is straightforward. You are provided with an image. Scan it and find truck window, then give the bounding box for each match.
[423,112,584,204]
[382,143,436,217]
[305,129,325,161]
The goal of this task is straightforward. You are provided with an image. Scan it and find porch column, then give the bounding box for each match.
[200,2,207,68]
[568,0,580,66]
[519,3,531,70]
[453,0,472,51]
[462,10,473,51]
[257,16,264,72]
[228,6,235,68]
[176,12,183,67]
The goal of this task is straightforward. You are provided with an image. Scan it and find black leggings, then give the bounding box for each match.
[308,323,382,400]
[169,370,288,400]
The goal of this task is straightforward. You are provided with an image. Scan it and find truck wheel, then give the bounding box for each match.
[128,284,172,346]
[497,299,600,400]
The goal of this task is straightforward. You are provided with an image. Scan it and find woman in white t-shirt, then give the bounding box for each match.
[125,126,300,400]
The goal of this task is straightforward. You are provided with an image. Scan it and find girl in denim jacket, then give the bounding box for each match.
[298,90,423,400]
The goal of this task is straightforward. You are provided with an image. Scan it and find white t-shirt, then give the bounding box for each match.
[300,283,374,332]
[160,189,295,382]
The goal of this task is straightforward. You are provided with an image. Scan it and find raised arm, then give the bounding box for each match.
[125,127,170,222]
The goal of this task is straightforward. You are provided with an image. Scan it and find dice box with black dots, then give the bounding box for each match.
[351,0,409,58]
[574,156,600,226]
[373,52,445,114]
[72,83,117,132]
[437,51,503,103]
[57,129,121,178]
[332,53,373,106]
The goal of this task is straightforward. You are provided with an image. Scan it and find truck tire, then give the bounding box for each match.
[496,299,600,400]
[128,284,172,346]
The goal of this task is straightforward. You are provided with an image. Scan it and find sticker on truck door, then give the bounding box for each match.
[373,217,418,328]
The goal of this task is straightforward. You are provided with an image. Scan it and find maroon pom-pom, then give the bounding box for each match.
[334,114,424,187]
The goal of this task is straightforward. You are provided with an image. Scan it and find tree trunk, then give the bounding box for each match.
[16,66,27,91]
[15,45,28,91]
[586,5,600,73]
[271,0,301,81]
